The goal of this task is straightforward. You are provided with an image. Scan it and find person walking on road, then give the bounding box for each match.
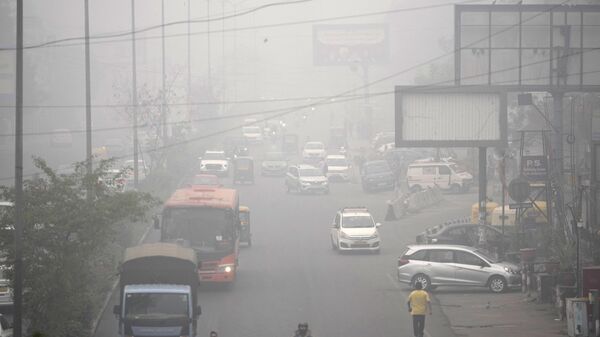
[407,281,432,337]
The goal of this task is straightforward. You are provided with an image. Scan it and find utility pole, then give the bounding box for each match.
[207,0,212,88]
[13,1,24,336]
[131,0,139,187]
[84,0,93,192]
[161,0,167,142]
[187,0,192,113]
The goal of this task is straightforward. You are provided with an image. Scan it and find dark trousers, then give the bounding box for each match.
[412,315,425,337]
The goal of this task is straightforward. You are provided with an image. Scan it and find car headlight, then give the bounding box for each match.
[340,231,350,239]
[504,266,518,274]
[223,164,228,169]
[218,264,235,273]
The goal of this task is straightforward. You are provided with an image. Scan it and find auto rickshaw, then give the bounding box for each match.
[282,134,299,154]
[239,206,252,246]
[233,156,254,184]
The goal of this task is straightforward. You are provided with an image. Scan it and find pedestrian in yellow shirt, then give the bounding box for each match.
[407,281,432,337]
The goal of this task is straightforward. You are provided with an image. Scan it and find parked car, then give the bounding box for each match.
[416,222,511,253]
[360,160,395,192]
[325,155,350,182]
[302,141,326,162]
[397,244,521,293]
[330,207,381,253]
[285,164,329,194]
[261,152,288,176]
[199,150,230,177]
[406,160,473,193]
[371,131,394,150]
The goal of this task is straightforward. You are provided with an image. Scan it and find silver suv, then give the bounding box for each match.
[285,164,329,194]
[397,245,520,293]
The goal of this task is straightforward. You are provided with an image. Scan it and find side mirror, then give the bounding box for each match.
[113,304,121,316]
[376,222,382,227]
[153,215,160,230]
[196,305,202,316]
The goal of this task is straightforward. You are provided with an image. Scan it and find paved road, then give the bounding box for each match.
[95,172,476,337]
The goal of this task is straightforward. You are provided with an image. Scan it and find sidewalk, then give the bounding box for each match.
[433,288,567,337]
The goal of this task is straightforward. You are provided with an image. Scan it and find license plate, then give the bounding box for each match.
[354,241,367,244]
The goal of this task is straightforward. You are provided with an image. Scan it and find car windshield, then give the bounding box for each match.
[450,164,466,173]
[299,168,322,177]
[243,126,261,134]
[265,152,285,161]
[125,293,188,319]
[365,163,390,174]
[342,215,374,228]
[204,152,226,160]
[326,157,347,166]
[475,249,499,263]
[305,143,323,150]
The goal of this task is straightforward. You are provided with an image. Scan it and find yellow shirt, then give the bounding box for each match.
[407,290,430,315]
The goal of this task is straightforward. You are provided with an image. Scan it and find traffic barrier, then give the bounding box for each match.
[387,187,444,217]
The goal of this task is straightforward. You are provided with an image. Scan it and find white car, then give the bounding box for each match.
[242,126,263,143]
[199,150,230,177]
[330,207,381,253]
[325,155,350,182]
[302,141,326,161]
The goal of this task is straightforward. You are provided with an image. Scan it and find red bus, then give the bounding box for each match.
[160,186,240,284]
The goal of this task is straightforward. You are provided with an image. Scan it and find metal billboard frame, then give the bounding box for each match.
[394,85,508,148]
[454,4,600,92]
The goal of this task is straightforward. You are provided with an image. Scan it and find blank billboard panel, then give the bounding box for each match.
[395,88,507,147]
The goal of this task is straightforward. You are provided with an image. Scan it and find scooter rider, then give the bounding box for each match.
[293,322,312,337]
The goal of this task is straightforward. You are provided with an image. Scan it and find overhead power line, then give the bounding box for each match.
[0,0,576,181]
[0,0,480,51]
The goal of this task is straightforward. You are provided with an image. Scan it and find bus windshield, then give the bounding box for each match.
[163,208,235,253]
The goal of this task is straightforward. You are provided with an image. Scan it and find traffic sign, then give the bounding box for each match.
[509,202,532,210]
[508,177,531,203]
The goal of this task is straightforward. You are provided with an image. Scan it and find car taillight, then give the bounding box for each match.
[398,258,410,267]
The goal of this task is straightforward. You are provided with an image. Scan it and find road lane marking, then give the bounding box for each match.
[386,273,433,337]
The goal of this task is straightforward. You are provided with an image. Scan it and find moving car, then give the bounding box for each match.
[360,160,396,192]
[302,141,326,162]
[397,244,521,293]
[330,207,381,253]
[242,126,263,144]
[261,152,288,176]
[199,150,230,177]
[325,155,351,182]
[407,161,473,193]
[285,164,329,194]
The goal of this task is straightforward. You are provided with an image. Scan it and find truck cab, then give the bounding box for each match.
[114,243,200,337]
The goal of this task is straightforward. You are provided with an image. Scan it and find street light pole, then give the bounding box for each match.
[84,0,93,191]
[161,0,167,142]
[13,0,24,335]
[131,0,139,188]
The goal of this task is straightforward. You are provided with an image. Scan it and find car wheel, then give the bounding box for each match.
[412,274,431,290]
[450,184,461,194]
[488,275,507,293]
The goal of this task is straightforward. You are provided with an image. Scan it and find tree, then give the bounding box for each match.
[0,158,157,337]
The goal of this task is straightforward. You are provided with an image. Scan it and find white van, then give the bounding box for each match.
[406,161,473,193]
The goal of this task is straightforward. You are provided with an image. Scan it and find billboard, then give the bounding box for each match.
[313,24,389,66]
[455,4,600,90]
[395,87,507,147]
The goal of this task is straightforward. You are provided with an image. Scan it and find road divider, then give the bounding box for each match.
[386,187,444,221]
